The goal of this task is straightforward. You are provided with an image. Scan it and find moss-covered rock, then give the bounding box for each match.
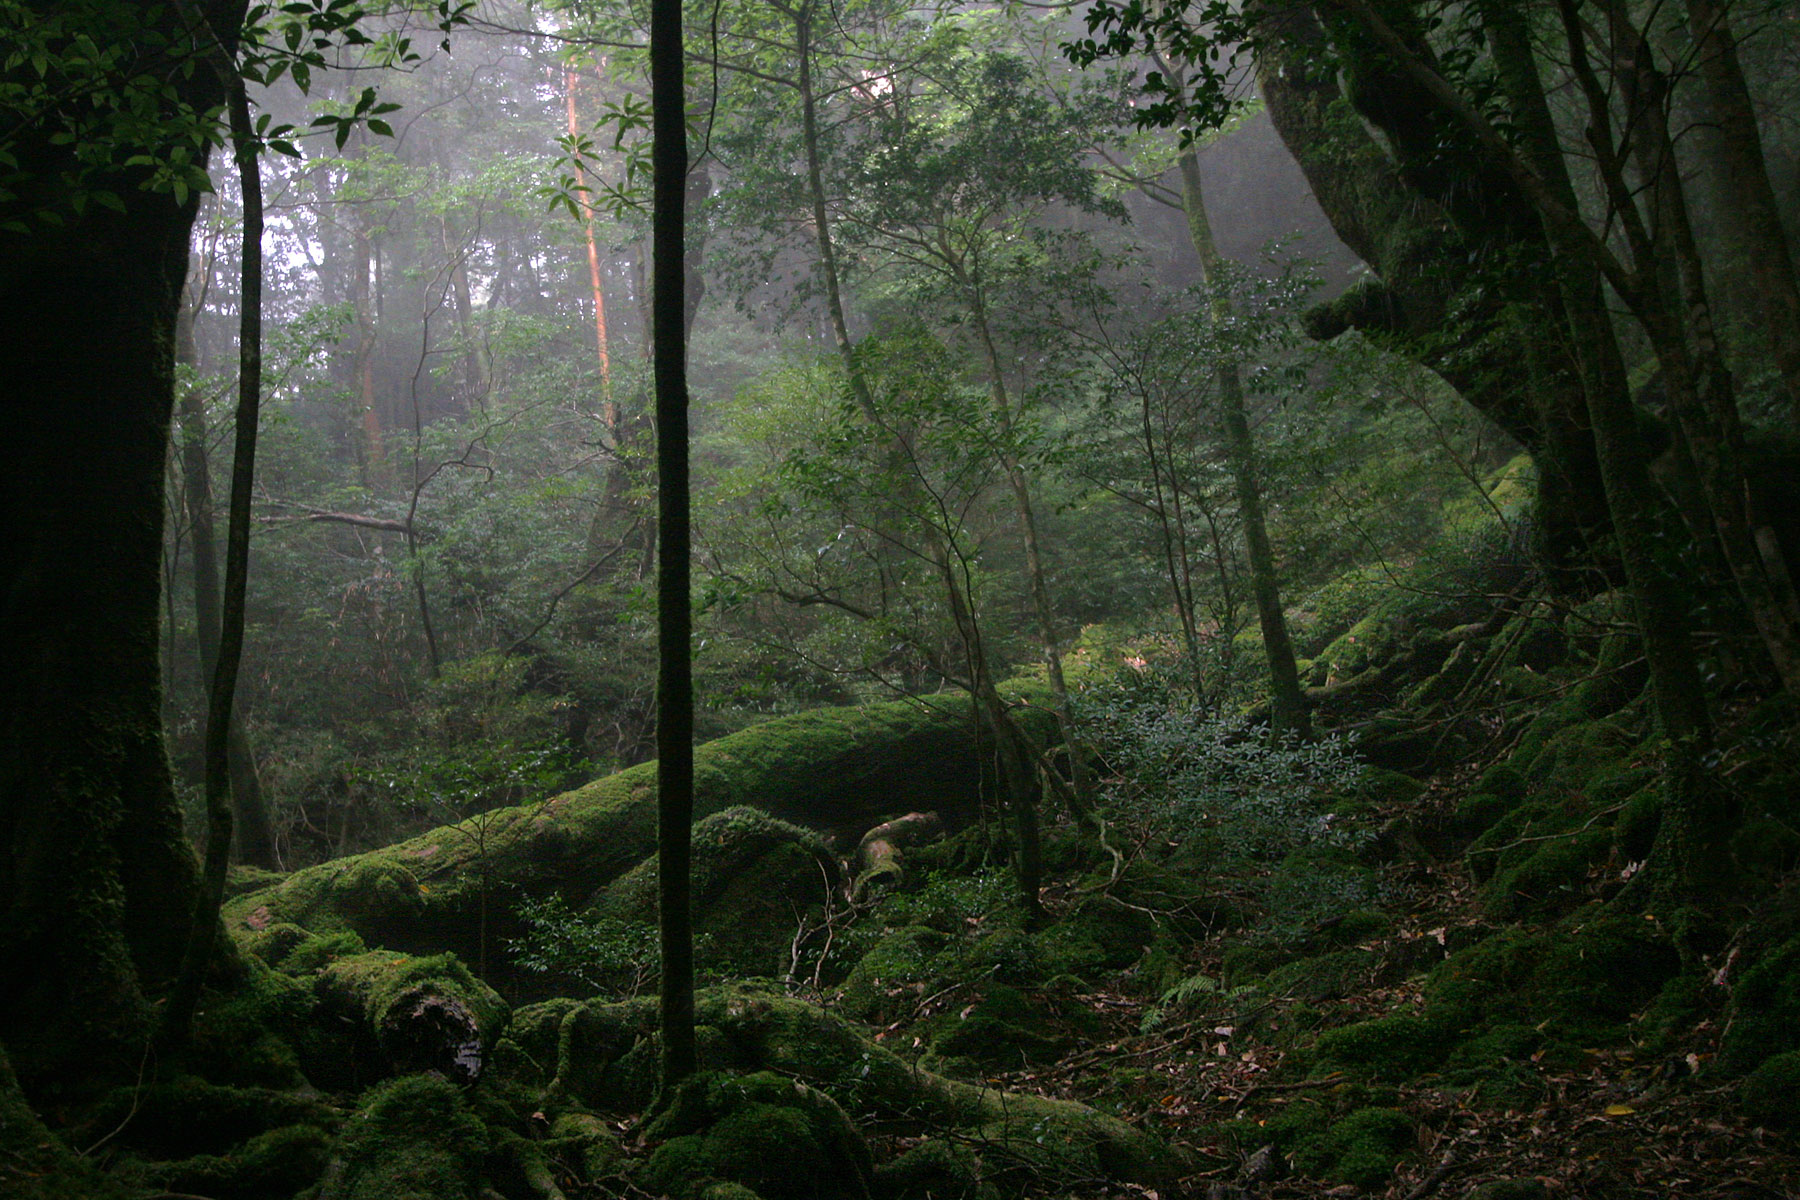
[1722,934,1800,1074]
[593,806,838,978]
[640,1070,873,1200]
[1739,1051,1800,1127]
[228,699,991,966]
[1291,1106,1415,1189]
[139,1123,331,1200]
[323,1073,489,1200]
[494,986,1184,1195]
[837,926,952,1023]
[872,1139,995,1200]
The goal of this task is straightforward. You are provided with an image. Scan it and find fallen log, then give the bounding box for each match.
[227,698,1004,965]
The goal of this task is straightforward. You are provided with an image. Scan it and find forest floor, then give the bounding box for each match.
[925,780,1800,1200]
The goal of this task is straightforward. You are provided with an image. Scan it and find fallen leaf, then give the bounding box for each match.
[1604,1103,1636,1116]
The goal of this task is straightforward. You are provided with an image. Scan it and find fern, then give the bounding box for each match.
[1140,972,1257,1033]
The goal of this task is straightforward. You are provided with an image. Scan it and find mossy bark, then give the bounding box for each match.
[1254,2,1611,588]
[0,5,245,1080]
[228,698,994,965]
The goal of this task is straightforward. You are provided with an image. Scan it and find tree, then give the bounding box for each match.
[651,0,698,1086]
[0,0,462,1085]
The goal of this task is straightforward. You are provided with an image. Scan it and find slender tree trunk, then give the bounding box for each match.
[165,73,264,1040]
[1685,0,1800,413]
[175,288,277,870]
[966,295,1095,821]
[651,0,697,1088]
[566,68,616,435]
[1175,146,1309,738]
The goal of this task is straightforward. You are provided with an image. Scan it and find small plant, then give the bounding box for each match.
[507,893,661,996]
[1076,668,1367,862]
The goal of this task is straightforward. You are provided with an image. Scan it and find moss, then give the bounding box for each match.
[314,950,508,1085]
[0,1048,132,1200]
[1291,1107,1415,1189]
[594,807,838,979]
[548,1111,626,1179]
[329,1073,489,1200]
[225,863,288,900]
[1739,1051,1800,1127]
[280,929,369,975]
[227,698,986,963]
[1481,827,1612,920]
[1314,1013,1456,1079]
[1265,949,1378,1003]
[838,926,952,1022]
[928,984,1067,1070]
[1722,935,1800,1074]
[142,1123,331,1200]
[872,1138,993,1200]
[1614,787,1663,862]
[640,1070,872,1200]
[84,1077,337,1160]
[186,954,316,1088]
[1354,767,1425,806]
[1032,896,1157,976]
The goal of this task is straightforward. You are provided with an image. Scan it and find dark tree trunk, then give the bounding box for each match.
[0,37,243,1085]
[652,0,697,1089]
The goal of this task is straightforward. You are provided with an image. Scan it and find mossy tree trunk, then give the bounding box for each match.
[1253,1,1613,591]
[0,2,246,1085]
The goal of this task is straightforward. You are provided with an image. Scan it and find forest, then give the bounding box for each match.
[3,0,1800,1196]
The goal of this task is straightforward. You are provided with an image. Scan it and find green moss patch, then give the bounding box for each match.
[1292,1107,1415,1189]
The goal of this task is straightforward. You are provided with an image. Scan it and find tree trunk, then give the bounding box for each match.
[1175,144,1310,739]
[175,294,278,871]
[1685,0,1800,414]
[651,0,697,1089]
[165,74,266,1040]
[0,2,247,1081]
[966,295,1096,820]
[1253,1,1613,589]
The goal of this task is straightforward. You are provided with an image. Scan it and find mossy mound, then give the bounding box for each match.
[323,1073,489,1200]
[1291,1106,1415,1189]
[837,925,953,1023]
[1739,1051,1800,1127]
[639,1070,873,1200]
[872,1138,996,1200]
[1721,934,1800,1074]
[592,806,838,979]
[134,1123,332,1200]
[226,698,986,965]
[493,985,1183,1195]
[1316,911,1678,1082]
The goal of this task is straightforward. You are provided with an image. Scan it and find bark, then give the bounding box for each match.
[1174,142,1310,739]
[0,2,245,1086]
[1339,0,1729,892]
[1686,0,1800,414]
[1252,1,1612,587]
[651,0,697,1087]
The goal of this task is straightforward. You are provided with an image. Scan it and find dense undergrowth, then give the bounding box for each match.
[10,470,1800,1200]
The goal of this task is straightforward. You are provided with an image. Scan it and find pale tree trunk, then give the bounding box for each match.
[966,292,1097,822]
[1685,0,1800,414]
[1175,145,1309,739]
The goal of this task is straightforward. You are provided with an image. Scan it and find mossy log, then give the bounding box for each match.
[313,951,509,1086]
[851,810,944,902]
[227,698,989,963]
